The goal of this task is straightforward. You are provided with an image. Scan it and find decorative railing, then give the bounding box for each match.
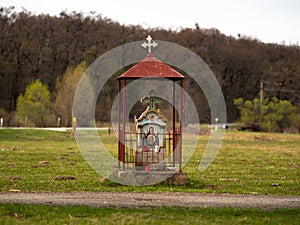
[118,130,181,170]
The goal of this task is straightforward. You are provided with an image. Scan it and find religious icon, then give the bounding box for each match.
[144,126,159,149]
[142,126,159,151]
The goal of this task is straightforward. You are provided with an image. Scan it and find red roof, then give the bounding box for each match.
[118,53,185,80]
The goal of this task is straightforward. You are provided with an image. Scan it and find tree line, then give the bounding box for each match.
[0,7,300,129]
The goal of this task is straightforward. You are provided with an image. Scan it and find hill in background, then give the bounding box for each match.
[0,7,299,124]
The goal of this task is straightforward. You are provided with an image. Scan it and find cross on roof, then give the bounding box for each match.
[141,90,161,110]
[142,35,158,53]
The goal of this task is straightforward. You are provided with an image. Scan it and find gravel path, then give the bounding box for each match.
[0,192,299,210]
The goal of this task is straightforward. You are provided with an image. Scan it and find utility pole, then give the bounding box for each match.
[259,81,263,129]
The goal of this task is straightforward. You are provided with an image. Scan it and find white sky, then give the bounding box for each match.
[1,0,299,45]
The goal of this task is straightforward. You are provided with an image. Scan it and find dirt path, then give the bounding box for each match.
[0,192,299,210]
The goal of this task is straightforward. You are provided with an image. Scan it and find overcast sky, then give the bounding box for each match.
[1,0,299,45]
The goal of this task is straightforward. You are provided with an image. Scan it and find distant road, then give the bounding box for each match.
[1,124,242,131]
[0,127,110,132]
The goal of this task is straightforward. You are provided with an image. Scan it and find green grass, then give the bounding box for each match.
[187,131,300,195]
[0,129,299,224]
[0,203,299,225]
[0,128,299,195]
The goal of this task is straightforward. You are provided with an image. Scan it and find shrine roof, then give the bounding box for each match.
[117,53,185,80]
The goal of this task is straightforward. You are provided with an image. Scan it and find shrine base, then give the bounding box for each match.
[109,170,188,186]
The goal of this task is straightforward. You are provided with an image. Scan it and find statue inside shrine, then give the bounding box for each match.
[135,90,167,167]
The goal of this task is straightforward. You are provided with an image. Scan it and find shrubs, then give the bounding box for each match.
[234,97,299,133]
[15,80,55,127]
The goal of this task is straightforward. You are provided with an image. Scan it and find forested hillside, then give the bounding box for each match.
[0,7,299,125]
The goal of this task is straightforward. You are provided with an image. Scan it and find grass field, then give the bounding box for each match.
[0,128,299,224]
[1,203,299,225]
[0,128,299,194]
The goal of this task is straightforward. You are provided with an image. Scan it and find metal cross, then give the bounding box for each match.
[141,90,161,110]
[142,35,158,53]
